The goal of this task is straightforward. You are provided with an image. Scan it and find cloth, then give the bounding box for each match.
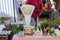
[26,0,43,18]
[12,35,60,40]
[0,25,5,32]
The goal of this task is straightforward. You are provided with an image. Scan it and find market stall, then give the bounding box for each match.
[12,4,60,40]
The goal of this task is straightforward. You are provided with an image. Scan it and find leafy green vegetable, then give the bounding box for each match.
[41,19,48,27]
[53,18,60,24]
[13,24,24,34]
[49,18,60,27]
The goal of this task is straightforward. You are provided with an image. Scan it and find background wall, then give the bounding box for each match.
[0,0,14,22]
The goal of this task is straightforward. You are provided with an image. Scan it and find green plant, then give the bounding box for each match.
[41,19,48,27]
[53,18,60,24]
[13,24,24,34]
[48,21,55,28]
[19,24,24,31]
[0,20,2,24]
[49,18,60,28]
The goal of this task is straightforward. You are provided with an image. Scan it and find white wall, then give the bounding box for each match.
[0,0,14,22]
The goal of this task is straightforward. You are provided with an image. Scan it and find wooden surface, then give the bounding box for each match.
[0,34,8,40]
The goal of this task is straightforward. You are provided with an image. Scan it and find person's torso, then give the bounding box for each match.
[30,0,41,9]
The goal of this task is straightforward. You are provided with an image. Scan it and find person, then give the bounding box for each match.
[43,2,52,11]
[26,0,43,27]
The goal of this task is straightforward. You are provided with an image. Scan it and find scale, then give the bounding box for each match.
[20,5,35,28]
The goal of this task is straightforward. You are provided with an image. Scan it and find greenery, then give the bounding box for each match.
[49,18,60,27]
[42,19,48,27]
[40,18,60,28]
[37,18,60,31]
[13,24,24,34]
[0,21,1,24]
[13,18,60,34]
[53,18,60,24]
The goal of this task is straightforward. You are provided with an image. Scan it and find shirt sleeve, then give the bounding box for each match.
[26,0,31,4]
[39,0,43,13]
[40,0,43,9]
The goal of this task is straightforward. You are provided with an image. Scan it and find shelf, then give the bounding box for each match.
[0,17,10,20]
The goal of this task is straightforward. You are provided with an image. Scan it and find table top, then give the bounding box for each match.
[12,35,60,40]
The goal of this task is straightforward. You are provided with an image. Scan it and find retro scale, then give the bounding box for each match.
[20,5,35,28]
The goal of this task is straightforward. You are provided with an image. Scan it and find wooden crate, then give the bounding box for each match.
[0,34,8,40]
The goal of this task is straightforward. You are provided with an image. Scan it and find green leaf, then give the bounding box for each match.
[13,24,24,34]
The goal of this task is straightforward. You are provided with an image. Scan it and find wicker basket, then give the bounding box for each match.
[0,34,8,40]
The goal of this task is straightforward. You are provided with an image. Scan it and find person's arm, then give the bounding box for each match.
[50,0,56,11]
[39,0,43,14]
